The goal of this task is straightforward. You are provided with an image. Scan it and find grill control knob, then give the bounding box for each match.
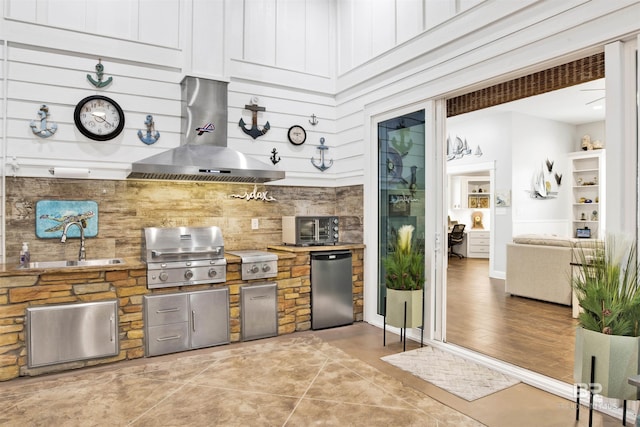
[250,265,260,274]
[262,264,271,272]
[208,268,218,278]
[159,272,169,282]
[184,270,194,280]
[333,233,339,239]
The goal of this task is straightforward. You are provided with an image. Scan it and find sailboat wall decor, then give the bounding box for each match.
[447,135,481,161]
[527,163,558,199]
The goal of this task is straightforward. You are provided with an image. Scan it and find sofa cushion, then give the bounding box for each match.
[512,234,573,247]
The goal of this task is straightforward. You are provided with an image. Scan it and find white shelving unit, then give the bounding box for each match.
[449,176,491,209]
[569,150,605,239]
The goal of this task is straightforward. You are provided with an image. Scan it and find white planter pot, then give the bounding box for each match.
[574,326,640,400]
[385,288,423,329]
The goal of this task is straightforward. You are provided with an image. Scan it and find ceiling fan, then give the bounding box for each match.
[580,87,605,105]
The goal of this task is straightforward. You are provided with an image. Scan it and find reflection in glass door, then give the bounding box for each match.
[377,110,426,314]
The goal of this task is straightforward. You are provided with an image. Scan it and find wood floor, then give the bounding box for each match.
[446,256,578,384]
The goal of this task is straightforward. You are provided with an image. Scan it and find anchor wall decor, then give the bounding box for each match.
[270,148,281,165]
[87,59,113,88]
[309,114,319,126]
[137,114,160,145]
[311,137,333,172]
[238,97,270,139]
[29,104,58,138]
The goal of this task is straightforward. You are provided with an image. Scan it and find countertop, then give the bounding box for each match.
[0,244,365,277]
[267,243,365,253]
[0,257,146,277]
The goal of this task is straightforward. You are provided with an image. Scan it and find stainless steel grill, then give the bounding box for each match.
[227,250,278,281]
[142,226,227,289]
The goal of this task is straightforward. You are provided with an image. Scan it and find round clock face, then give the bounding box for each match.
[287,125,306,145]
[74,95,125,141]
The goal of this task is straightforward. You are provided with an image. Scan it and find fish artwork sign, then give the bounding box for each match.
[35,200,98,238]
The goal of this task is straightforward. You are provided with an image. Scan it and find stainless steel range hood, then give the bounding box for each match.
[128,77,285,183]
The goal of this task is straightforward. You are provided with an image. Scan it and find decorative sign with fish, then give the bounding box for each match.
[35,200,98,238]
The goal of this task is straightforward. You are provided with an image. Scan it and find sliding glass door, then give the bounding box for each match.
[377,110,426,314]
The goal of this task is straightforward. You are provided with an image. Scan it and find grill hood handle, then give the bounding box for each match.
[151,248,222,258]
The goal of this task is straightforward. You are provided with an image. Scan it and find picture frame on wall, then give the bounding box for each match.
[468,196,478,208]
[478,195,490,209]
[495,190,512,207]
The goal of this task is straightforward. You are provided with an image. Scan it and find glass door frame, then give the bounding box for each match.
[363,98,446,343]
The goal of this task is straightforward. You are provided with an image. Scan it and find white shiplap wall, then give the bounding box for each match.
[1,0,639,191]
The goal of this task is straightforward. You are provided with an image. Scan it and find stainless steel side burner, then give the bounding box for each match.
[142,226,227,289]
[227,250,278,281]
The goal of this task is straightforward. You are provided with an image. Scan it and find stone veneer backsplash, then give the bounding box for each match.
[6,178,363,263]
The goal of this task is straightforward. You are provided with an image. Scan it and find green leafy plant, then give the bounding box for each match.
[384,225,424,290]
[572,234,640,336]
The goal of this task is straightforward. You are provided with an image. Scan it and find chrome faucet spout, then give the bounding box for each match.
[61,221,86,261]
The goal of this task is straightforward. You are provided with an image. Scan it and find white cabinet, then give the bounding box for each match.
[450,176,491,209]
[144,288,229,356]
[467,230,490,258]
[568,150,605,239]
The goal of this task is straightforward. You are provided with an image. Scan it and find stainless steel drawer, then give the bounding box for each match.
[146,323,189,356]
[144,294,188,327]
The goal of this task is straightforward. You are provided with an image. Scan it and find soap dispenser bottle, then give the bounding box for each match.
[20,242,30,266]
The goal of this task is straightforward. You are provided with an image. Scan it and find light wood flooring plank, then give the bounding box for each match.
[446,257,577,384]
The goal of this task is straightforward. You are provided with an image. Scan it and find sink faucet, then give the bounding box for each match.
[61,221,86,261]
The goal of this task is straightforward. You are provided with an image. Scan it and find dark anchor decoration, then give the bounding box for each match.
[311,137,333,172]
[87,59,113,88]
[29,104,58,138]
[309,114,319,126]
[270,148,281,165]
[137,115,160,145]
[238,98,270,139]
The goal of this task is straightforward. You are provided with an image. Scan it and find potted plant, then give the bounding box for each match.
[572,234,640,401]
[383,224,425,328]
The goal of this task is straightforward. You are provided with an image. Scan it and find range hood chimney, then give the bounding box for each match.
[128,77,285,183]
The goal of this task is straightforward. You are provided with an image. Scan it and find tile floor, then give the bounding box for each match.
[1,323,622,426]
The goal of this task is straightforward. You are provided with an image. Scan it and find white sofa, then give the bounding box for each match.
[506,235,593,306]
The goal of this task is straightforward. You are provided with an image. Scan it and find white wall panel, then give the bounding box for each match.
[424,0,453,29]
[244,0,277,66]
[139,0,180,48]
[6,0,37,21]
[305,0,332,77]
[188,0,225,77]
[397,0,424,44]
[276,0,306,71]
[46,0,86,31]
[7,0,179,49]
[371,0,395,57]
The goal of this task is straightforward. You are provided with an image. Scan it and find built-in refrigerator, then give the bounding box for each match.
[310,250,353,330]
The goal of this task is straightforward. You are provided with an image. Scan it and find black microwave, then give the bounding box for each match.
[282,216,339,246]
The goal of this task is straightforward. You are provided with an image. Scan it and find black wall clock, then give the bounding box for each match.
[74,95,125,141]
[287,125,307,145]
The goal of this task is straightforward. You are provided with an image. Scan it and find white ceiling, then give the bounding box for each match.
[450,78,605,125]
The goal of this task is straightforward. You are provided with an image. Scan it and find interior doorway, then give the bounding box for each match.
[443,76,605,382]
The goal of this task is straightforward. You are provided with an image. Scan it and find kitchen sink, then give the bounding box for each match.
[23,258,125,269]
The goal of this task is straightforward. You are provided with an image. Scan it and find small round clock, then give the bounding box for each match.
[74,95,125,141]
[287,125,307,145]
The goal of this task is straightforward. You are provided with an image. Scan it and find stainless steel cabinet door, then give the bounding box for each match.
[27,301,118,367]
[189,288,230,348]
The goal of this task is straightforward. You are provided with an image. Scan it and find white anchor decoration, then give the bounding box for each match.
[137,114,160,145]
[311,137,333,172]
[29,104,58,138]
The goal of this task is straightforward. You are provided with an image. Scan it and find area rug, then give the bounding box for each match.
[381,346,520,401]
